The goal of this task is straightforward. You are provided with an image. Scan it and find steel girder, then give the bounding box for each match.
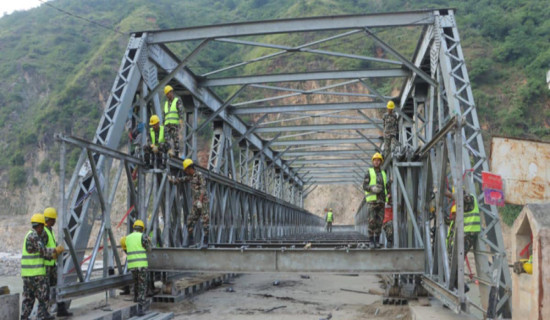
[231,102,385,114]
[148,248,425,273]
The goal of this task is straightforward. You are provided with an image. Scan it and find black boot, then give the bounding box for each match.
[57,302,73,317]
[369,236,376,249]
[200,234,209,249]
[374,235,380,249]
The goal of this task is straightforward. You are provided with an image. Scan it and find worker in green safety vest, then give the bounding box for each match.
[42,207,72,317]
[163,85,184,157]
[325,208,334,233]
[144,115,168,169]
[21,213,63,320]
[124,219,151,316]
[446,189,481,255]
[362,152,391,249]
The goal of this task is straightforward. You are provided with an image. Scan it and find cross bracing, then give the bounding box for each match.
[55,9,511,319]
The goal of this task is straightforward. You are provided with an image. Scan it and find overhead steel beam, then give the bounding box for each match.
[284,149,374,157]
[292,158,365,165]
[272,137,381,147]
[202,69,409,87]
[232,101,385,115]
[149,248,424,273]
[148,45,302,186]
[146,11,436,43]
[254,123,380,133]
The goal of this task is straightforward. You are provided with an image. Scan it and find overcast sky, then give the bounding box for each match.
[0,0,43,17]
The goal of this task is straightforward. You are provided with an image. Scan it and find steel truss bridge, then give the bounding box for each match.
[53,9,511,319]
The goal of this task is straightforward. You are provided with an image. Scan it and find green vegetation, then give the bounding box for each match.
[0,0,548,204]
[500,204,523,226]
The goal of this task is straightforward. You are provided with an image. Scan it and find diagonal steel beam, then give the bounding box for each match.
[202,69,409,87]
[364,28,437,87]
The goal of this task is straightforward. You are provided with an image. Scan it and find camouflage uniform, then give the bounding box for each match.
[362,168,390,238]
[128,233,151,310]
[21,229,54,320]
[164,97,184,155]
[383,221,393,244]
[184,171,210,239]
[382,111,399,161]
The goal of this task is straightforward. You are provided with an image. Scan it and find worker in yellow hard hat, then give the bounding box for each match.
[41,207,72,316]
[123,219,151,316]
[363,152,391,248]
[143,115,168,169]
[21,214,61,320]
[382,100,399,161]
[163,85,184,158]
[171,159,210,248]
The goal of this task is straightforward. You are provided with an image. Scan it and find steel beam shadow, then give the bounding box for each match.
[149,248,424,274]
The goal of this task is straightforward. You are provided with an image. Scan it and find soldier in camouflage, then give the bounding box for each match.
[383,100,399,161]
[41,207,73,317]
[21,213,62,320]
[163,85,185,157]
[363,153,391,249]
[180,158,210,247]
[123,220,151,316]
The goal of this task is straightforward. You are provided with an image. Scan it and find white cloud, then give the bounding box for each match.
[0,0,43,17]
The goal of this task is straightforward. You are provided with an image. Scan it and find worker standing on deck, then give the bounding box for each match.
[21,214,63,320]
[382,100,399,161]
[42,207,72,317]
[446,188,481,255]
[363,152,391,248]
[125,220,151,316]
[143,115,168,168]
[325,208,334,233]
[163,85,184,158]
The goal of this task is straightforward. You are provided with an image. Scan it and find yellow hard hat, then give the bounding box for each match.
[164,85,173,95]
[44,207,57,220]
[372,152,384,162]
[387,100,395,109]
[523,262,533,274]
[120,236,127,250]
[149,115,160,126]
[133,219,145,229]
[451,204,456,213]
[31,213,45,225]
[183,158,194,170]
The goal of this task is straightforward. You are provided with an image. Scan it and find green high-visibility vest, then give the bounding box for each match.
[44,227,56,267]
[21,231,46,277]
[126,232,148,269]
[364,168,387,202]
[150,126,165,146]
[164,97,179,125]
[464,194,480,233]
[327,211,333,222]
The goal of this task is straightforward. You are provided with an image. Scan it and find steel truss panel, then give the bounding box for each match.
[272,138,381,147]
[149,248,424,273]
[147,45,302,186]
[146,11,436,43]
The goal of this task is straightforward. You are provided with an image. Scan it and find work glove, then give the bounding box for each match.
[167,149,175,157]
[370,184,383,194]
[55,245,65,255]
[152,145,159,153]
[196,201,203,209]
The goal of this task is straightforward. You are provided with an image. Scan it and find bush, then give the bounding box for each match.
[8,166,26,187]
[500,203,523,226]
[38,159,50,173]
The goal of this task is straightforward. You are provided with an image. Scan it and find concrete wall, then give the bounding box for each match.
[512,204,550,320]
